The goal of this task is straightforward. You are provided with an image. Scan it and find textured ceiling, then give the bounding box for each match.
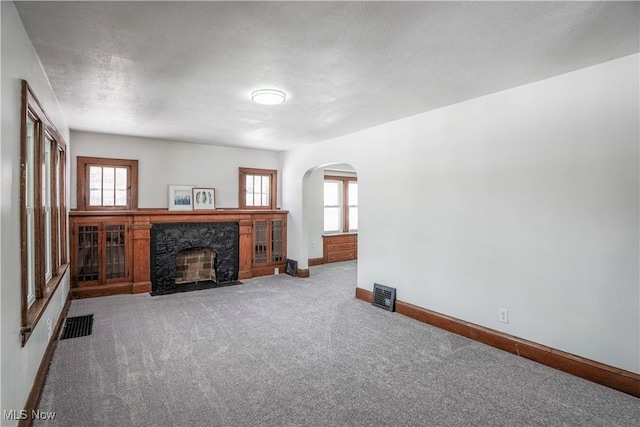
[14,1,640,151]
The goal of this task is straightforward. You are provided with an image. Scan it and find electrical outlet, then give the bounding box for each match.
[274,267,279,275]
[311,241,316,248]
[47,317,52,338]
[499,308,509,324]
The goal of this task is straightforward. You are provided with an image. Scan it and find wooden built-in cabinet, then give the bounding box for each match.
[251,215,286,277]
[71,216,133,297]
[69,209,287,298]
[323,233,357,263]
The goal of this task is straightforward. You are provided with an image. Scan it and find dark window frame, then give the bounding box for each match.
[324,175,358,233]
[76,156,138,211]
[239,167,277,210]
[20,80,69,346]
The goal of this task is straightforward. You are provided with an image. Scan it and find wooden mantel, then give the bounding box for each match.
[69,209,288,298]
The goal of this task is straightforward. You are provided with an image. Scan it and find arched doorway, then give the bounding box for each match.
[302,162,358,276]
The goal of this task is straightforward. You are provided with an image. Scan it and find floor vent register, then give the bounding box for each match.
[60,314,94,340]
[372,283,396,312]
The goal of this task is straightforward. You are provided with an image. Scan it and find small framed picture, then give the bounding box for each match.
[193,188,215,210]
[168,185,195,211]
[285,259,298,277]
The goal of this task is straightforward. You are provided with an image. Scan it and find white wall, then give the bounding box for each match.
[70,131,282,210]
[305,167,325,259]
[282,54,640,374]
[1,2,71,422]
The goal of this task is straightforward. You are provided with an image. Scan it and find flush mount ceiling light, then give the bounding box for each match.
[251,89,286,105]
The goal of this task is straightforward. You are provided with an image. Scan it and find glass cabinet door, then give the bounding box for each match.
[74,222,129,285]
[105,224,126,280]
[271,220,284,263]
[77,225,99,283]
[253,220,268,264]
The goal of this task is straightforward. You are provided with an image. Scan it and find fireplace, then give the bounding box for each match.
[175,247,216,284]
[150,222,239,295]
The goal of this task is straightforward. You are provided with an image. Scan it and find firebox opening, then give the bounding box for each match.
[175,247,217,285]
[150,221,240,295]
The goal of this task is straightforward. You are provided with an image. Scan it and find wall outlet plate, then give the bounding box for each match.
[274,267,279,274]
[499,308,509,323]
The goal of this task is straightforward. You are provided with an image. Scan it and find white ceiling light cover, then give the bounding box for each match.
[251,89,286,105]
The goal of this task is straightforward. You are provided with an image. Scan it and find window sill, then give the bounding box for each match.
[21,264,69,346]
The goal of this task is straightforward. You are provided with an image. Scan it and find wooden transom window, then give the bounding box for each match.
[239,167,277,209]
[77,157,138,211]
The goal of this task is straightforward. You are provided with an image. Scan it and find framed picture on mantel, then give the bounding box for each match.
[193,188,215,210]
[168,185,195,211]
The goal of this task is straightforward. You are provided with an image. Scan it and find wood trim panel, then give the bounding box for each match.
[296,268,310,278]
[58,149,68,266]
[21,265,69,346]
[71,282,133,299]
[354,287,640,398]
[70,208,288,216]
[355,287,372,303]
[251,263,287,278]
[18,294,71,427]
[308,257,324,266]
[132,219,151,292]
[132,281,151,294]
[327,251,356,263]
[239,219,253,279]
[20,81,29,328]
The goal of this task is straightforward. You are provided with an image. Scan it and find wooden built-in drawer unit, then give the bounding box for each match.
[323,233,357,263]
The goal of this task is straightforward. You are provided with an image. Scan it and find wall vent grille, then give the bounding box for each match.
[60,315,94,340]
[372,283,396,312]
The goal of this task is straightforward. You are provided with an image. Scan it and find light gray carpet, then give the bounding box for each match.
[36,261,639,426]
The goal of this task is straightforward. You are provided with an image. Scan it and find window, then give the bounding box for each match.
[20,80,68,345]
[77,157,138,211]
[239,167,277,209]
[43,134,53,282]
[324,175,358,233]
[324,180,342,232]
